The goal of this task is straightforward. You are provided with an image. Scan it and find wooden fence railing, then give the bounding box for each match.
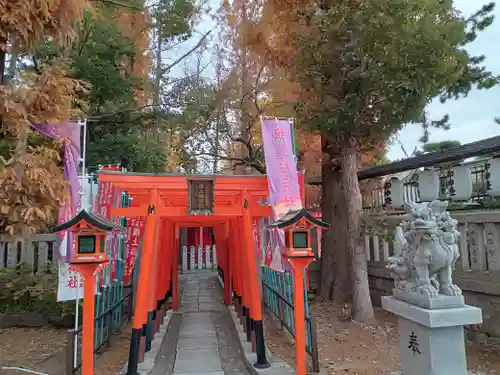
[0,234,57,272]
[364,210,500,272]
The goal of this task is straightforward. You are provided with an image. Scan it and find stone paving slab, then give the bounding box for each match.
[180,323,215,332]
[177,335,218,350]
[181,318,214,326]
[181,296,198,304]
[178,331,217,340]
[182,313,214,322]
[174,357,222,373]
[198,305,220,311]
[176,347,220,361]
[180,327,216,336]
[174,372,224,375]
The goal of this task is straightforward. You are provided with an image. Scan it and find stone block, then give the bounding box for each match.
[178,331,217,339]
[174,357,222,373]
[176,348,220,361]
[382,296,483,375]
[393,289,465,310]
[180,323,215,334]
[382,297,482,328]
[177,337,218,350]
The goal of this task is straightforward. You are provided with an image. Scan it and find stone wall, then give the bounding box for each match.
[368,261,500,350]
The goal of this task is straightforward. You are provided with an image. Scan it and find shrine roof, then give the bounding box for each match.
[307,135,500,185]
[268,208,329,229]
[53,209,125,232]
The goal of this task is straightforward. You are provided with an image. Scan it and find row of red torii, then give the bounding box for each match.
[54,172,328,375]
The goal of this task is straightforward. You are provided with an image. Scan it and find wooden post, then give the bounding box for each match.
[287,256,314,375]
[127,189,158,375]
[162,222,174,318]
[66,330,75,375]
[199,226,204,268]
[148,217,161,344]
[242,193,270,368]
[224,222,232,305]
[172,225,180,311]
[229,221,242,318]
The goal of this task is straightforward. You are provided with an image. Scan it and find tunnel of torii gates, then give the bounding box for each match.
[99,171,286,375]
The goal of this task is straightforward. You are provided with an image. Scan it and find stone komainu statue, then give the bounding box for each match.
[386,200,462,298]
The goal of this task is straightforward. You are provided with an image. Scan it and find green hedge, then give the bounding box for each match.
[0,263,77,317]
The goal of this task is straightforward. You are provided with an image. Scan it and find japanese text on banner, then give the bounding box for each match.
[260,117,303,271]
[124,217,145,284]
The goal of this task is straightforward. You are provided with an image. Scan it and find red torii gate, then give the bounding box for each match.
[99,171,274,374]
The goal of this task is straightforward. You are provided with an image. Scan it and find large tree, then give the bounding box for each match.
[249,0,498,322]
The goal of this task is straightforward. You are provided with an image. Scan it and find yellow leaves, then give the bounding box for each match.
[0,60,84,235]
[0,145,67,235]
[0,0,92,50]
[110,3,152,106]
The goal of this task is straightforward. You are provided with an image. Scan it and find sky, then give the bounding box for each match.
[387,0,500,160]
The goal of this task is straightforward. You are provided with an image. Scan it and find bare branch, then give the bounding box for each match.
[394,135,411,159]
[193,151,266,174]
[86,104,159,121]
[94,0,143,10]
[162,31,212,73]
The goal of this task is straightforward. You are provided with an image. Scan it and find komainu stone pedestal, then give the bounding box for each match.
[382,296,483,375]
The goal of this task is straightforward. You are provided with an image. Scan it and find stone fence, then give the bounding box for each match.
[367,209,500,349]
[0,234,56,272]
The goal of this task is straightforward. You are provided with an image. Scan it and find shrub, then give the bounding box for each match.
[0,263,76,317]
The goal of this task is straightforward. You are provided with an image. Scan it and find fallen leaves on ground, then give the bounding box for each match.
[265,300,500,375]
[0,324,131,375]
[94,324,132,375]
[0,327,67,370]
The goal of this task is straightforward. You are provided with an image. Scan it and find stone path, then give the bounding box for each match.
[175,272,223,375]
[149,270,252,375]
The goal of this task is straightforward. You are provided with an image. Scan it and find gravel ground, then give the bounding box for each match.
[0,327,67,373]
[265,300,500,375]
[0,324,132,375]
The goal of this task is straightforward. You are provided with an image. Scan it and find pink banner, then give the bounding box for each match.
[33,122,81,262]
[261,117,303,271]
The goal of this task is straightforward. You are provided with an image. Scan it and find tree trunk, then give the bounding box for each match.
[319,141,350,304]
[319,160,335,301]
[330,167,351,305]
[153,26,163,107]
[340,136,374,323]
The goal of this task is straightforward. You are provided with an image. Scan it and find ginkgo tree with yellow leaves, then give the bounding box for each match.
[0,0,204,234]
[0,0,91,234]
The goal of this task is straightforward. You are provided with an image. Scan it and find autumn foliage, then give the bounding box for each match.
[221,0,387,188]
[0,0,90,49]
[0,0,93,234]
[0,62,87,234]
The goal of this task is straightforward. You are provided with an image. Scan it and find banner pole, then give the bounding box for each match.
[290,117,297,158]
[74,118,88,366]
